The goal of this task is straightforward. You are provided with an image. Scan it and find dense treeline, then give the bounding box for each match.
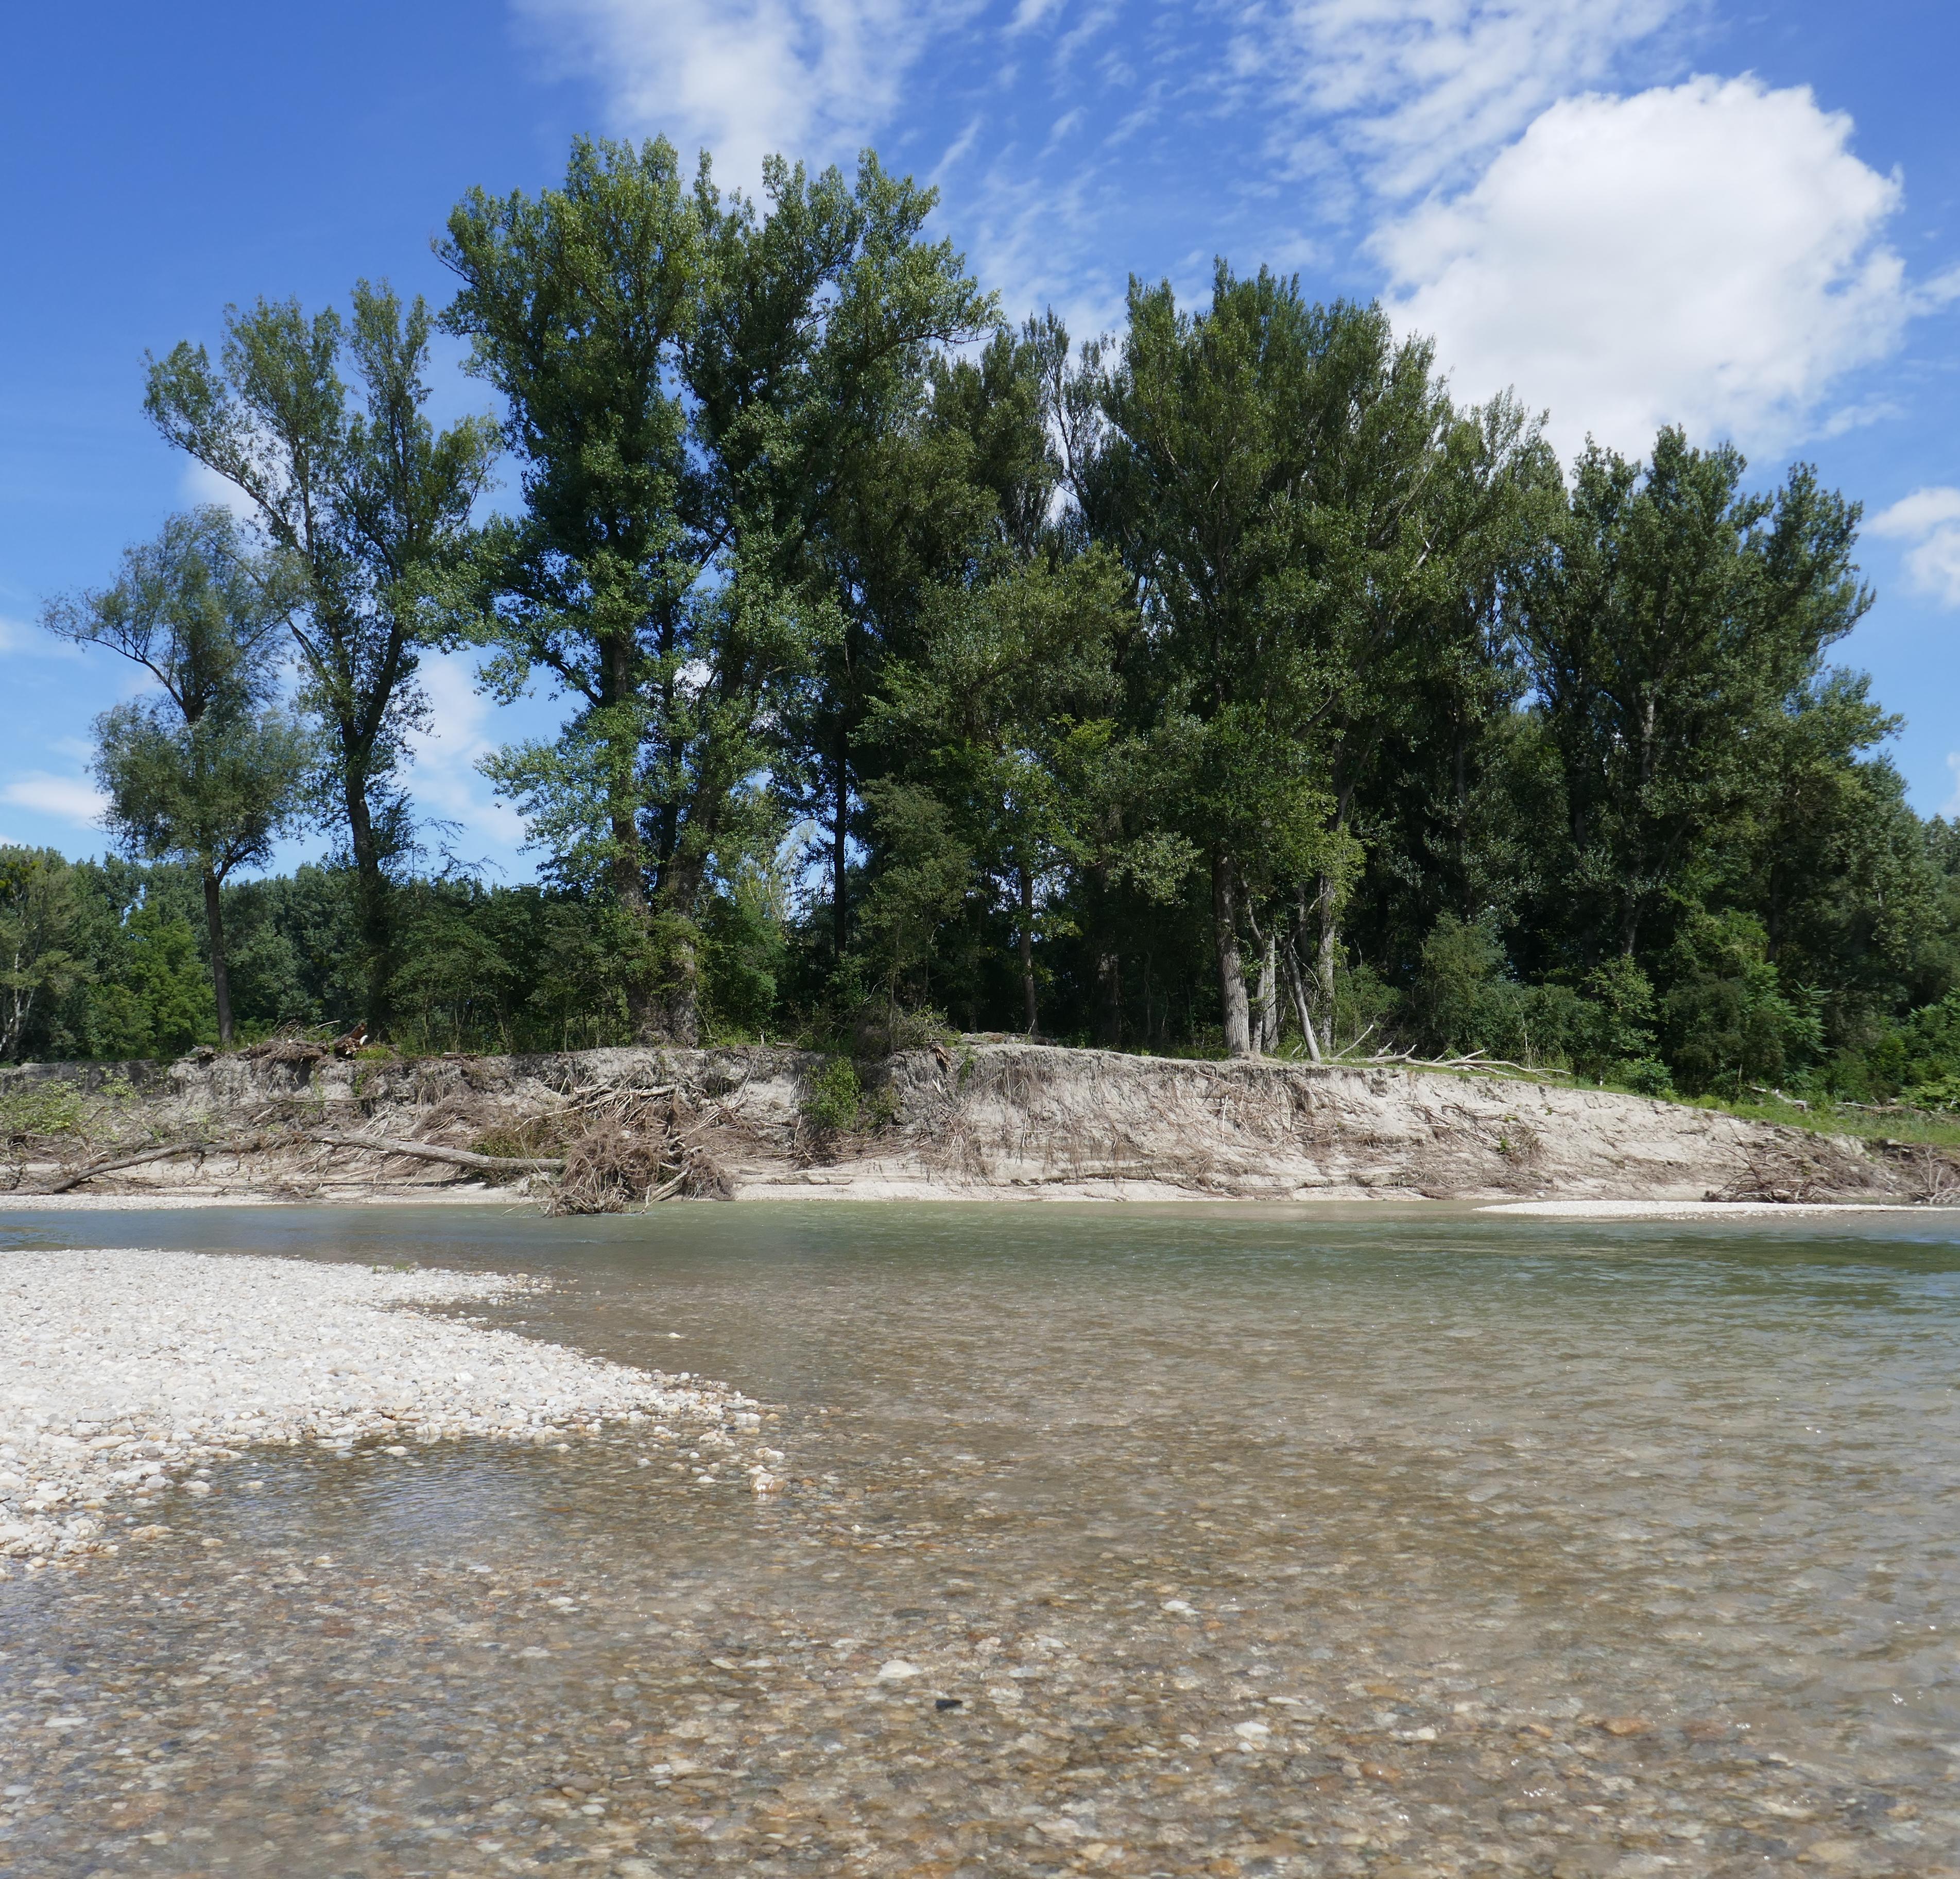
[6,135,1959,1108]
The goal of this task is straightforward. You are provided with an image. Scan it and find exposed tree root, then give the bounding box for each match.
[545,1085,733,1214]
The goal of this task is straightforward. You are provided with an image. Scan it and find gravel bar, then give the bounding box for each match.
[0,1248,752,1570]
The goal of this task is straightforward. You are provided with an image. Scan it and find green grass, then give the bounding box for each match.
[1661,1087,1960,1152]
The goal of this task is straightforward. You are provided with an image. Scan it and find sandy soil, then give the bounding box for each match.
[3,1040,1950,1208]
[1481,1199,1960,1219]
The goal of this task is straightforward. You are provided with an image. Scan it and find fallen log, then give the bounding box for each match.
[309,1131,564,1174]
[43,1141,215,1194]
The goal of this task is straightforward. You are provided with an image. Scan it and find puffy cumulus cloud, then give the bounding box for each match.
[511,0,978,187]
[1377,77,1910,458]
[1234,0,1682,196]
[1,773,109,828]
[1870,487,1960,609]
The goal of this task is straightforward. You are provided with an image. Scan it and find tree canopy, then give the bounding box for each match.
[16,132,1959,1119]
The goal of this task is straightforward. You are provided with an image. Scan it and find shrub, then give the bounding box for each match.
[0,1083,88,1138]
[803,1056,863,1134]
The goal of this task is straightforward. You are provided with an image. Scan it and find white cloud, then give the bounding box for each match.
[1,773,109,828]
[407,653,529,862]
[1233,0,1684,196]
[179,458,259,523]
[511,0,979,188]
[1008,0,1067,33]
[1377,77,1910,456]
[1871,487,1960,609]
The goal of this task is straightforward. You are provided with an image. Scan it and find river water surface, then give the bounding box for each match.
[3,1202,1958,1878]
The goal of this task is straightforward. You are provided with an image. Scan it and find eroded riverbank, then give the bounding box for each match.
[7,1039,1948,1207]
[4,1201,1958,1877]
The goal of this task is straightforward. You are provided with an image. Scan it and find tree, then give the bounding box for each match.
[1515,430,1871,967]
[1090,266,1368,1056]
[769,202,1000,973]
[44,509,308,1047]
[0,849,82,1063]
[144,283,498,1031]
[868,554,1127,1031]
[438,136,988,1043]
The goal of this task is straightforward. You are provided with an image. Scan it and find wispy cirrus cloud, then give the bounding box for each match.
[506,0,1946,468]
[1,772,109,828]
[1227,0,1688,199]
[510,0,983,188]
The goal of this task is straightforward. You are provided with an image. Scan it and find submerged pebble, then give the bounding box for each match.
[0,1249,752,1568]
[3,1205,1957,1878]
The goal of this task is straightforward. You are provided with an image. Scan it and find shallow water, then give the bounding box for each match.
[4,1202,1959,1879]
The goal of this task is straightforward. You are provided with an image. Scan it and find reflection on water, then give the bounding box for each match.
[3,1202,1958,1877]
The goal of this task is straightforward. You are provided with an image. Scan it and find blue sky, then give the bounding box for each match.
[3,0,1956,877]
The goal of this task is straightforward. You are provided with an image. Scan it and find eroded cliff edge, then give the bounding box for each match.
[5,1040,1949,1206]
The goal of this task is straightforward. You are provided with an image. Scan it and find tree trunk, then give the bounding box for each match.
[1211,850,1253,1060]
[609,794,660,1041]
[1090,864,1122,1047]
[343,766,391,1039]
[202,868,234,1050]
[832,729,850,964]
[1018,863,1038,1034]
[1094,948,1123,1047]
[1314,870,1339,1024]
[1284,945,1323,1063]
[1256,926,1279,1056]
[659,865,704,1048]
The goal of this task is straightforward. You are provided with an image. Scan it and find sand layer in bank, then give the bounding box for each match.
[4,1040,1954,1207]
[0,1249,768,1571]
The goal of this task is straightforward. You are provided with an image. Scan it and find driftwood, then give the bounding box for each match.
[308,1131,564,1173]
[42,1140,216,1194]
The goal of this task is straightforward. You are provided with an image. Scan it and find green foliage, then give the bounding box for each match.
[119,904,219,1058]
[1,847,83,1063]
[145,283,498,1030]
[438,136,990,1045]
[11,134,1957,1102]
[803,1055,863,1134]
[1657,911,1824,1096]
[46,507,308,1046]
[0,1083,88,1138]
[1903,1073,1960,1113]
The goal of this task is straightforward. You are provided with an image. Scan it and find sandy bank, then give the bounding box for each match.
[0,1249,773,1573]
[4,1040,1952,1208]
[1482,1199,1960,1220]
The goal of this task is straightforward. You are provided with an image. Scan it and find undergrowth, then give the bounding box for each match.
[0,1084,89,1138]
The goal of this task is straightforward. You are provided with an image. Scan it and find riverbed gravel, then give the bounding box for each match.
[0,1248,746,1570]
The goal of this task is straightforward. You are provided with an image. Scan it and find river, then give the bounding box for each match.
[3,1201,1957,1876]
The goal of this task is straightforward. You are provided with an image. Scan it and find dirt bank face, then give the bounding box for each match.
[0,1041,1936,1207]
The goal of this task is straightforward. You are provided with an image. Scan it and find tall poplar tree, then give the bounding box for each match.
[144,284,498,1031]
[1516,429,1871,966]
[438,135,987,1043]
[44,509,308,1047]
